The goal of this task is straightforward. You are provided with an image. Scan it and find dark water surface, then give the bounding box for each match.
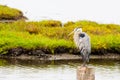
[0,58,120,80]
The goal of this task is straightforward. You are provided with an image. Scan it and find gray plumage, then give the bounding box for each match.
[69,28,91,66]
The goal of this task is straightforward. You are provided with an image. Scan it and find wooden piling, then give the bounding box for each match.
[77,66,95,80]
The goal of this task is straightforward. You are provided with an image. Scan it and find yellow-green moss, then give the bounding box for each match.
[0,5,25,20]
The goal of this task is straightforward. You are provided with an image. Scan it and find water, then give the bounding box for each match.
[0,58,120,80]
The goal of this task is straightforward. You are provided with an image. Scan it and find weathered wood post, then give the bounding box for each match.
[77,66,95,80]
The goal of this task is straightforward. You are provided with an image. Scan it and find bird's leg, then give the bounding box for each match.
[82,60,87,67]
[81,55,87,67]
[80,61,87,67]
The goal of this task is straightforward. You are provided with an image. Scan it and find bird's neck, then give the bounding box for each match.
[73,32,81,47]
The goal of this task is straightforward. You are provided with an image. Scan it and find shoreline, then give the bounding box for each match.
[1,53,120,60]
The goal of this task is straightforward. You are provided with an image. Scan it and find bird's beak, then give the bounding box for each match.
[68,31,74,36]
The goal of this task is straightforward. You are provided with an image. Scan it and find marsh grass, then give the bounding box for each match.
[0,31,75,54]
[0,5,25,20]
[0,19,120,54]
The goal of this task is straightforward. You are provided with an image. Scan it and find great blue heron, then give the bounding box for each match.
[69,27,91,66]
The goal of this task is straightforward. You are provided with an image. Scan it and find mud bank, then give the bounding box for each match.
[1,53,120,61]
[0,48,120,60]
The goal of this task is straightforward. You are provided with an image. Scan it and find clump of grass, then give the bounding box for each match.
[0,5,26,20]
[38,20,62,27]
[25,24,40,34]
[74,20,99,27]
[64,21,75,27]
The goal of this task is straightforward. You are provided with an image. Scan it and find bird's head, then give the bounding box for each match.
[74,28,82,33]
[68,27,82,36]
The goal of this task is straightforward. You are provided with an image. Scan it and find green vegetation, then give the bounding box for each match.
[0,5,120,55]
[0,30,74,54]
[0,5,25,20]
[0,20,120,55]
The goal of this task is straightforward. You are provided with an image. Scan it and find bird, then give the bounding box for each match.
[69,27,91,66]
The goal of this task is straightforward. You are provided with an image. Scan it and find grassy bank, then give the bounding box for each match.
[0,30,74,54]
[0,20,120,55]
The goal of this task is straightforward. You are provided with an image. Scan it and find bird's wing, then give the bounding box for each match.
[78,32,91,53]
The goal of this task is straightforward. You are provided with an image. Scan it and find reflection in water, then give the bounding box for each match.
[0,58,120,80]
